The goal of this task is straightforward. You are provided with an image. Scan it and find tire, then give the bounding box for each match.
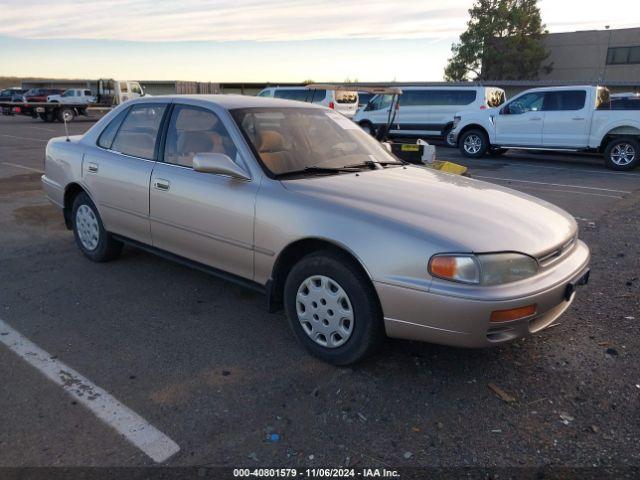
[283,251,385,365]
[71,192,123,262]
[443,126,456,147]
[459,129,489,158]
[58,107,76,122]
[603,137,640,171]
[359,121,376,137]
[489,147,508,156]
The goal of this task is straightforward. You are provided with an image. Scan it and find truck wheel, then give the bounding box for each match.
[359,121,376,136]
[604,138,639,171]
[284,251,385,365]
[72,193,123,262]
[443,126,456,147]
[58,107,76,122]
[459,129,489,158]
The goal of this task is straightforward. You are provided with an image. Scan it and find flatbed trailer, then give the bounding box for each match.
[0,101,113,122]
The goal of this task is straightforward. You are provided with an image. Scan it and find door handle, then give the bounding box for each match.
[153,178,170,191]
[529,117,542,121]
[87,162,98,173]
[572,117,585,121]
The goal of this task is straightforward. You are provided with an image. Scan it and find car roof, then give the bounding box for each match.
[398,86,500,91]
[524,85,596,93]
[135,94,327,110]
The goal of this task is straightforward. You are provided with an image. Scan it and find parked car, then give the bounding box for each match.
[0,88,28,115]
[257,86,359,118]
[42,95,590,365]
[353,86,506,146]
[25,88,65,102]
[451,86,640,170]
[0,87,27,102]
[47,89,96,104]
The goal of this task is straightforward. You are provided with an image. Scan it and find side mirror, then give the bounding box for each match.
[193,153,250,180]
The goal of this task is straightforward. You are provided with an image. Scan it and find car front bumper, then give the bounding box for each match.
[375,240,590,348]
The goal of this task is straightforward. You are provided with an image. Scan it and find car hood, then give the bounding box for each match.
[281,166,577,256]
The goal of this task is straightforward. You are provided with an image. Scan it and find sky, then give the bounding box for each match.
[0,0,637,82]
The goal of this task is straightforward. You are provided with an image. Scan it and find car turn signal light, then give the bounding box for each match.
[490,304,537,322]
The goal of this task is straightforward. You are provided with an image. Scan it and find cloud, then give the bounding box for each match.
[0,0,471,42]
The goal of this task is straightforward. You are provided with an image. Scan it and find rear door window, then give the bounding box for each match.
[335,90,358,104]
[111,104,167,160]
[542,91,586,111]
[486,89,506,108]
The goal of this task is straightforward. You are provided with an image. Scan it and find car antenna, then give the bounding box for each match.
[63,110,70,142]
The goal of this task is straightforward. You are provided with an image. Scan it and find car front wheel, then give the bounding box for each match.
[604,138,639,171]
[284,251,385,365]
[459,129,489,158]
[72,192,123,262]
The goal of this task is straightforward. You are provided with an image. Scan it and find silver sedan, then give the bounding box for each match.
[42,95,590,364]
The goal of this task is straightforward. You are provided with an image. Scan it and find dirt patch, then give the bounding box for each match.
[12,203,65,229]
[0,173,43,195]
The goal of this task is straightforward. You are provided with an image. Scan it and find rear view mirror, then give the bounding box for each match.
[193,153,250,180]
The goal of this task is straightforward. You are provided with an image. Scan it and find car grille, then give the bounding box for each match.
[536,235,577,267]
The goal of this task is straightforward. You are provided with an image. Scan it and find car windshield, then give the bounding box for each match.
[231,107,400,176]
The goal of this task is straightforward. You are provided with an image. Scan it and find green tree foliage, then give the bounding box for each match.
[444,0,552,81]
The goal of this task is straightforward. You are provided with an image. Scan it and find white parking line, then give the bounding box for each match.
[513,185,623,199]
[0,318,180,463]
[2,162,44,173]
[29,126,57,133]
[0,134,49,143]
[475,175,632,194]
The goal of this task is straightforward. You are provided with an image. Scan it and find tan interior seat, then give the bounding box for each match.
[258,130,297,174]
[173,131,227,167]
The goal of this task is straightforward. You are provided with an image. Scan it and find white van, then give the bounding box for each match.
[257,86,359,118]
[352,86,506,145]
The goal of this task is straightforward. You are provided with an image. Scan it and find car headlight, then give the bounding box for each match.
[429,253,538,285]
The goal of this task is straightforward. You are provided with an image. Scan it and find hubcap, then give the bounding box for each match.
[296,275,354,349]
[463,134,482,154]
[610,143,635,166]
[75,204,100,251]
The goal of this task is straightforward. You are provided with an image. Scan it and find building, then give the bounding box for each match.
[537,27,640,92]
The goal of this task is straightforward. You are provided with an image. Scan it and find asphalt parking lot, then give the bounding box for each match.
[0,114,639,470]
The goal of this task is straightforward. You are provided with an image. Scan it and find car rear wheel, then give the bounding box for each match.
[72,192,123,262]
[459,129,489,158]
[284,251,385,365]
[604,138,639,171]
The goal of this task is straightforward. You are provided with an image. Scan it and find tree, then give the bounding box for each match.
[444,0,552,81]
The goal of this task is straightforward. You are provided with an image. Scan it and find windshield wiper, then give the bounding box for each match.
[341,160,406,169]
[275,165,361,178]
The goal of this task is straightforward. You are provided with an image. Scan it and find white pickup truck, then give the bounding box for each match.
[47,88,96,104]
[450,86,640,170]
